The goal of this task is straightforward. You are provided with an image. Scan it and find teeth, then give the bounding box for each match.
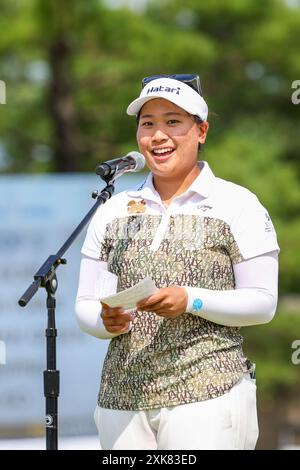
[153,148,173,155]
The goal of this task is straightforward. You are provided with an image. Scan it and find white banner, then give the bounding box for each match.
[0,172,144,436]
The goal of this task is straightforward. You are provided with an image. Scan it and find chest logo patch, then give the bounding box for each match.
[127,199,146,214]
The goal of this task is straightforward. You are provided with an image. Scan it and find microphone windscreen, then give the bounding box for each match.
[127,152,146,172]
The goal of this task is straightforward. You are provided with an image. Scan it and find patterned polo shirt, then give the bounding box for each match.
[82,161,280,411]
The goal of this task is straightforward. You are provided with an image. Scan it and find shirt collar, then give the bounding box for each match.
[186,161,215,198]
[127,160,215,201]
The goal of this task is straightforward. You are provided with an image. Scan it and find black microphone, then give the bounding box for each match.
[95,151,145,179]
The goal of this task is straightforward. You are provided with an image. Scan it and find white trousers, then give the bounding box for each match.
[94,374,259,450]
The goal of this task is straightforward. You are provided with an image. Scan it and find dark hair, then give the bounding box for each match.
[194,116,203,153]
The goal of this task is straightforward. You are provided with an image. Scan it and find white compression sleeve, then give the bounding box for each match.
[75,256,131,339]
[184,251,279,327]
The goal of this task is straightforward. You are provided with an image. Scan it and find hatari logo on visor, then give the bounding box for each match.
[147,85,181,96]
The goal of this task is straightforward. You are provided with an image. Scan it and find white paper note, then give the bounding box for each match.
[100,277,158,309]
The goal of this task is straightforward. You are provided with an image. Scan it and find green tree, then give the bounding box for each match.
[146,0,300,296]
[0,0,216,172]
[0,0,299,293]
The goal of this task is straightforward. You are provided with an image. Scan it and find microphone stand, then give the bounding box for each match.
[18,174,116,450]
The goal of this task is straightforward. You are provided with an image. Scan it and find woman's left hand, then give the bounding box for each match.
[136,287,188,319]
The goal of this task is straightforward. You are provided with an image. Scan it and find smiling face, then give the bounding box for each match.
[136,98,209,182]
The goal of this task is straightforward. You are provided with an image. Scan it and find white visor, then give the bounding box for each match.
[126,77,208,121]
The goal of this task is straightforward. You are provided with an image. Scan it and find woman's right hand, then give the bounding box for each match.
[100,302,133,334]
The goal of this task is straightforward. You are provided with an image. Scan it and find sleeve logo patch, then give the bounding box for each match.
[265,212,275,232]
